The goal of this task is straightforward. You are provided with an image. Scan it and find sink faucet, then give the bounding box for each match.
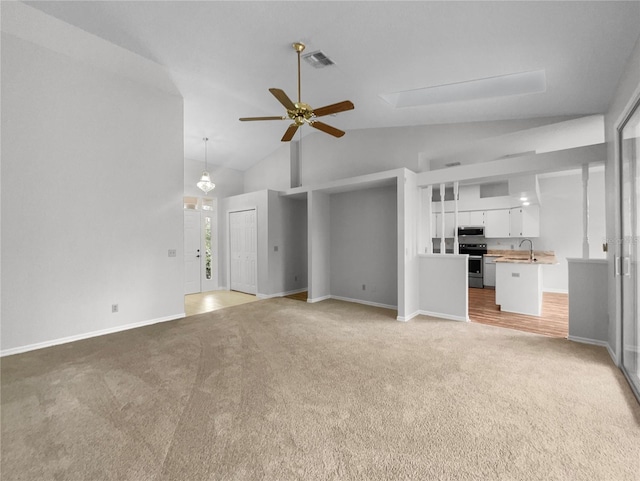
[519,238,533,261]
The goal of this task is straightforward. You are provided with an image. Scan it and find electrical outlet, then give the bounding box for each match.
[168,249,176,257]
[511,273,520,278]
[362,284,366,290]
[294,275,298,282]
[112,304,119,313]
[274,245,278,252]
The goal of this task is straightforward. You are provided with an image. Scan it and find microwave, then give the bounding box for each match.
[458,226,485,237]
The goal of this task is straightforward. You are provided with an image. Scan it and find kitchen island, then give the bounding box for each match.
[493,251,557,317]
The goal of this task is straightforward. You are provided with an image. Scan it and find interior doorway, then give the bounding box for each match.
[229,209,257,295]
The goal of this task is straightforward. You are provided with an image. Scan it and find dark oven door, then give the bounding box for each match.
[468,255,484,278]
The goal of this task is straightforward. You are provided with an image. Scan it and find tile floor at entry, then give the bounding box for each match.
[185,290,259,316]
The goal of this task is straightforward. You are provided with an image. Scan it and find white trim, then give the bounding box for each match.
[543,287,569,294]
[418,310,470,322]
[607,343,619,366]
[257,288,308,300]
[397,311,421,322]
[307,295,331,304]
[329,295,397,311]
[567,335,609,348]
[0,313,186,357]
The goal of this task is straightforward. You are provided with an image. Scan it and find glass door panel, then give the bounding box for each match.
[620,99,640,400]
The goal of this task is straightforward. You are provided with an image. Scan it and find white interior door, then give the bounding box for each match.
[184,210,201,295]
[229,209,257,295]
[620,99,640,400]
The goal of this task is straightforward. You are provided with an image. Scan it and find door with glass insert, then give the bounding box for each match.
[620,98,640,400]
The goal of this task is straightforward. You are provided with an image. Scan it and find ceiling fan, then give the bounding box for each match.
[239,42,355,142]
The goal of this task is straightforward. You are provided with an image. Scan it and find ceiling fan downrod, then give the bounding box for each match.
[293,42,305,104]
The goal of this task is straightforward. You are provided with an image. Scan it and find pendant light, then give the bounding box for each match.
[197,137,215,194]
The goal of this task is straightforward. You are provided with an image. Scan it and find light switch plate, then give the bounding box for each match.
[168,249,177,257]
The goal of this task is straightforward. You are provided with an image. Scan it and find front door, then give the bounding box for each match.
[184,209,201,295]
[229,209,257,295]
[619,96,640,400]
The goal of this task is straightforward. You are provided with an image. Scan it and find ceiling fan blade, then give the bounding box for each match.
[269,88,296,111]
[310,121,345,138]
[239,116,285,121]
[281,124,299,142]
[313,100,355,118]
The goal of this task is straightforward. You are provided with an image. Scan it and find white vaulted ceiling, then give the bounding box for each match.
[24,1,640,171]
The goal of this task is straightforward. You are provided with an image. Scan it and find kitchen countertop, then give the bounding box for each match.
[487,249,558,265]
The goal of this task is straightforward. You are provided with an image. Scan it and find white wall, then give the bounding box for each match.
[267,193,308,295]
[419,255,469,321]
[399,171,420,320]
[568,259,608,344]
[329,186,398,308]
[1,10,184,353]
[604,33,640,360]
[535,169,606,292]
[244,117,576,192]
[308,191,331,302]
[244,144,290,193]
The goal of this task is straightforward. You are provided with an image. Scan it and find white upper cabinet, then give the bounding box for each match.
[485,206,540,238]
[458,210,484,227]
[485,209,511,237]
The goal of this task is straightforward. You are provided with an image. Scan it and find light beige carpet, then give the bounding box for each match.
[2,298,639,480]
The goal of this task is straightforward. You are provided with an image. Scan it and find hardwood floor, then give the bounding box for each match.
[285,291,308,302]
[468,288,568,338]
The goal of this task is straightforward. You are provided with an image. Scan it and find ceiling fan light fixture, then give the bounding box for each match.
[238,42,353,141]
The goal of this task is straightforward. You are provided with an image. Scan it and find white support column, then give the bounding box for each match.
[453,181,459,254]
[582,164,590,258]
[426,185,433,254]
[440,183,446,255]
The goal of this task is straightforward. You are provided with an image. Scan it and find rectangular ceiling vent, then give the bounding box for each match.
[302,50,335,68]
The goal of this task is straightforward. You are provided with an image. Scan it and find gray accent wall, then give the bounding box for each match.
[329,186,398,307]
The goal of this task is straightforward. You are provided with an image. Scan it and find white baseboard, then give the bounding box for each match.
[258,287,308,299]
[329,295,397,311]
[307,295,331,303]
[567,335,609,348]
[397,311,421,322]
[0,313,186,357]
[418,310,469,322]
[607,343,618,365]
[543,288,569,294]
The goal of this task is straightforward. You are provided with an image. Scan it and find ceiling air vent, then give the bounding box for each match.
[302,50,335,68]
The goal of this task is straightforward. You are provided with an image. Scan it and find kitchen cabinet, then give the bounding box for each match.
[485,209,510,238]
[485,206,540,238]
[459,210,485,226]
[484,256,497,287]
[432,212,455,238]
[510,205,540,237]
